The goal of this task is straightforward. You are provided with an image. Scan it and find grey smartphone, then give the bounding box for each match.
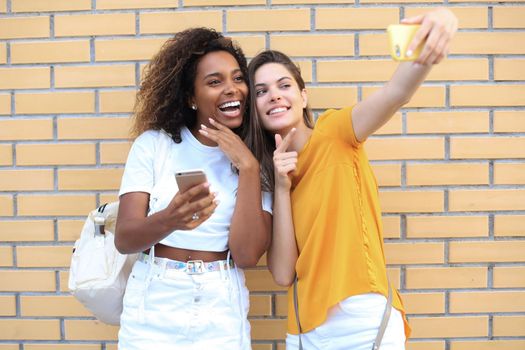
[175,169,209,200]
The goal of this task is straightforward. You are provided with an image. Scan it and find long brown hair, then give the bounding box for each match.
[244,50,314,191]
[131,28,248,142]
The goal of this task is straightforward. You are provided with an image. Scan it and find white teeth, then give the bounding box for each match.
[269,107,287,115]
[219,101,241,109]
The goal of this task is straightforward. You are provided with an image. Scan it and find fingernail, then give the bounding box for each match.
[203,182,210,188]
[201,124,207,129]
[406,50,413,57]
[209,118,215,123]
[198,129,208,135]
[214,199,220,205]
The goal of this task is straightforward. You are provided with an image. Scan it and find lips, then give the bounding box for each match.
[218,100,242,118]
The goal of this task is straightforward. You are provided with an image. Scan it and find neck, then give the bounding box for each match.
[190,125,217,147]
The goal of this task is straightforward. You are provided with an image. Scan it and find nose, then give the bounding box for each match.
[268,87,281,102]
[224,79,238,96]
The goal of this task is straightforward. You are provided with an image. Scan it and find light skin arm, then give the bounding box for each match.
[199,118,271,268]
[267,129,299,287]
[352,8,458,142]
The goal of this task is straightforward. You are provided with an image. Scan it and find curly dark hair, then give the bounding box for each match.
[131,27,248,142]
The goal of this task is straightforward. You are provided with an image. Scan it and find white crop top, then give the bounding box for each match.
[119,127,273,252]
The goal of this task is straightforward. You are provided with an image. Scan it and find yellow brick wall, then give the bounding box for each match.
[0,1,524,349]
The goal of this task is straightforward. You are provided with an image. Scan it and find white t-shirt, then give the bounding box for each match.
[119,127,272,252]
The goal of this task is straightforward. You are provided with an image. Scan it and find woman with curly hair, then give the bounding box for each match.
[115,27,272,349]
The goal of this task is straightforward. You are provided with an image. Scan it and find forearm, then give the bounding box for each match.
[228,164,272,268]
[267,187,298,287]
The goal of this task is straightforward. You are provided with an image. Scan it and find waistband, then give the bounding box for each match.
[139,253,234,275]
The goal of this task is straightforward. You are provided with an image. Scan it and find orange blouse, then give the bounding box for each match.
[287,107,410,338]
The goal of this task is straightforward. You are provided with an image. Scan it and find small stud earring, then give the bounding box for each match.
[191,104,197,110]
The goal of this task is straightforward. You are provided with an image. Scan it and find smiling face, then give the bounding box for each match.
[191,50,248,131]
[254,62,307,136]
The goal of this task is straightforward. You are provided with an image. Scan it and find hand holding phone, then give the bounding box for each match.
[387,24,422,61]
[175,169,210,201]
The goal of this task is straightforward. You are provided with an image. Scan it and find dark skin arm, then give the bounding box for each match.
[200,118,272,268]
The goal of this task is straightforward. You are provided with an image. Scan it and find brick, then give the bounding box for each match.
[229,35,266,58]
[245,269,287,292]
[0,42,6,63]
[371,163,402,187]
[0,118,53,140]
[451,32,525,54]
[250,319,287,340]
[252,345,272,350]
[407,215,488,238]
[25,345,101,350]
[228,9,310,32]
[451,85,525,107]
[64,320,119,340]
[275,293,287,316]
[381,215,401,238]
[0,170,54,191]
[363,86,445,108]
[55,65,136,88]
[494,111,525,133]
[21,295,91,317]
[294,60,313,83]
[16,92,95,114]
[380,190,444,213]
[270,35,355,57]
[59,271,69,292]
[248,294,272,316]
[317,8,398,30]
[274,0,354,3]
[449,241,525,263]
[0,270,55,292]
[100,194,118,205]
[0,94,10,115]
[11,40,90,64]
[0,0,5,12]
[495,215,525,237]
[0,295,16,316]
[405,7,488,29]
[0,247,12,266]
[451,340,525,350]
[406,267,487,289]
[0,220,54,241]
[55,13,135,37]
[99,90,136,113]
[12,0,91,12]
[359,33,391,56]
[17,194,96,216]
[16,143,96,166]
[307,87,358,109]
[384,242,444,264]
[57,220,84,241]
[0,67,49,89]
[97,0,178,9]
[451,137,525,159]
[450,291,525,313]
[17,246,73,268]
[0,195,13,216]
[185,0,264,4]
[96,38,166,62]
[449,189,525,211]
[493,316,525,336]
[0,144,13,166]
[58,117,131,140]
[494,162,525,185]
[407,342,445,350]
[495,58,525,81]
[318,60,397,83]
[401,292,445,314]
[375,113,402,135]
[100,142,132,164]
[427,59,488,81]
[140,12,222,34]
[406,163,489,186]
[409,316,488,339]
[58,168,124,190]
[0,346,22,350]
[494,266,525,288]
[0,319,60,340]
[366,137,444,160]
[407,111,489,134]
[387,267,401,289]
[494,7,525,28]
[0,16,49,39]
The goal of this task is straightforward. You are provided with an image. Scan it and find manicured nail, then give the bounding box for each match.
[198,129,208,135]
[209,118,216,123]
[201,123,207,129]
[406,50,413,57]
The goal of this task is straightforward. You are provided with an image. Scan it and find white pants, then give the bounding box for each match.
[286,293,406,350]
[118,257,251,350]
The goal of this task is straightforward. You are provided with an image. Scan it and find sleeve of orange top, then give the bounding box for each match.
[314,106,362,148]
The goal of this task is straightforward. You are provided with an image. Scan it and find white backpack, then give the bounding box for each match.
[68,130,173,325]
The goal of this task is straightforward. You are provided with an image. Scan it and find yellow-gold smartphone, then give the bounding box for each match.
[175,169,209,200]
[387,24,422,61]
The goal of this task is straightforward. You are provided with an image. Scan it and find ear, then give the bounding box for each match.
[301,88,308,109]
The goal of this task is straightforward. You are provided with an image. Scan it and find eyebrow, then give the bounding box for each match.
[254,76,292,88]
[203,68,242,80]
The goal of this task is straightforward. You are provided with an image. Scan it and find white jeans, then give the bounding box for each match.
[286,293,406,350]
[118,257,251,350]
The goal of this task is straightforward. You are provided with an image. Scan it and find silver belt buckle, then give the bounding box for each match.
[186,260,205,274]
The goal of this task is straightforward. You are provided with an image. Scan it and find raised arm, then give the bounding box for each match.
[352,8,458,142]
